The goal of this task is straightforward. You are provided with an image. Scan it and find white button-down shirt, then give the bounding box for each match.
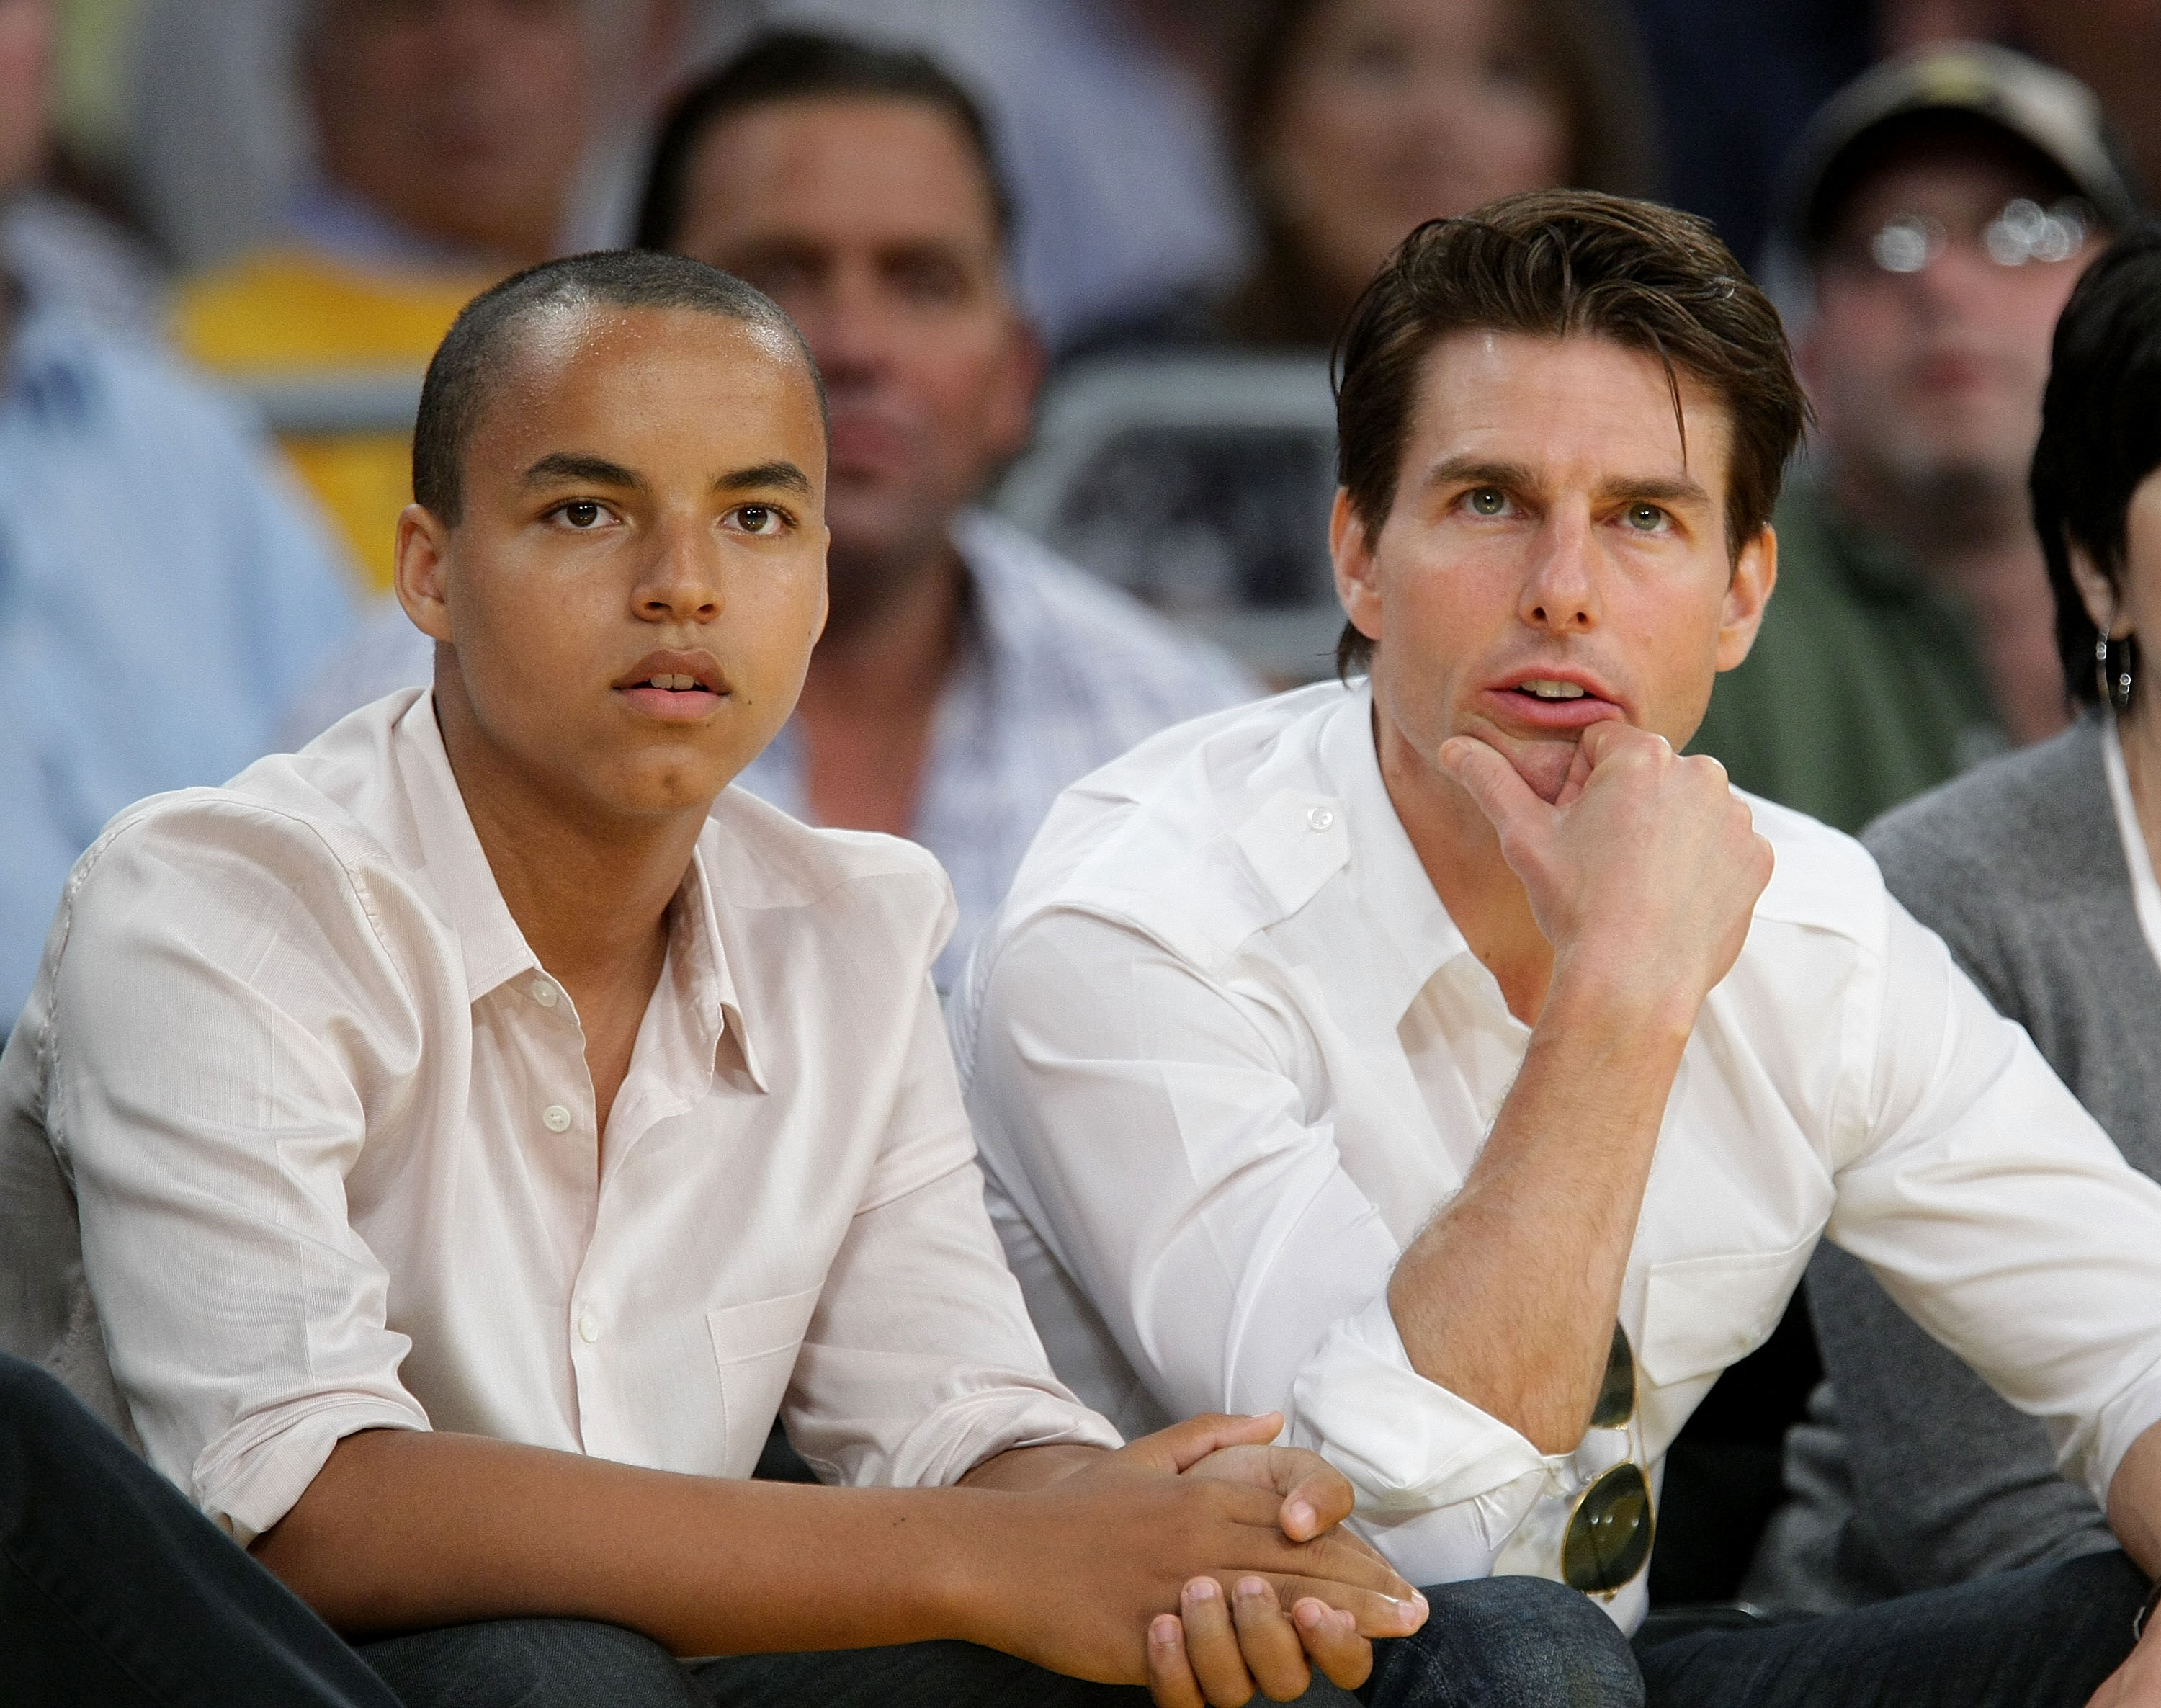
[952,681,2161,1629]
[0,689,1113,1544]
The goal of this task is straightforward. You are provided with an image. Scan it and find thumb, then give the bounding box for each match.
[1437,736,1551,848]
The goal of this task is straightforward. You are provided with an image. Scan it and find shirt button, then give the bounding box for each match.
[1307,805,1335,832]
[542,1104,572,1132]
[577,1308,601,1343]
[530,979,558,1009]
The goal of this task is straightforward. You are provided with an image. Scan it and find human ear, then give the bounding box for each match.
[983,313,1046,466]
[391,504,456,645]
[2068,544,2129,638]
[1330,489,1384,649]
[1713,524,1778,671]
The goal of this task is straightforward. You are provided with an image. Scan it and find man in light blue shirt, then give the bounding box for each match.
[0,286,354,1024]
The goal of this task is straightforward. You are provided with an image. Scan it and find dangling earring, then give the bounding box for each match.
[2098,629,2137,712]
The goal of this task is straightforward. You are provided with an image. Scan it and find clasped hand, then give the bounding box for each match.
[981,1411,1425,1707]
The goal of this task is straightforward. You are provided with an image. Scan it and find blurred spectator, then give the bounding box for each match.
[1690,44,2138,833]
[768,0,1250,353]
[0,0,163,336]
[169,0,602,591]
[1213,0,1657,349]
[1885,0,2161,224]
[287,31,1257,988]
[0,0,355,1028]
[1750,221,2161,1617]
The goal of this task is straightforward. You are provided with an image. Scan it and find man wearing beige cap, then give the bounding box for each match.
[1691,43,2141,832]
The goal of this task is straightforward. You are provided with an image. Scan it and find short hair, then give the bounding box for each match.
[2032,223,2161,708]
[412,249,823,526]
[635,30,1015,254]
[1332,190,1810,676]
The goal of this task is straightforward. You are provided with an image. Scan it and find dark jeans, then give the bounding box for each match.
[358,1575,1642,1708]
[0,1352,403,1708]
[1636,1548,2146,1708]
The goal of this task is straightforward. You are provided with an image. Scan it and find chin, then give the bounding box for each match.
[1505,739,1580,805]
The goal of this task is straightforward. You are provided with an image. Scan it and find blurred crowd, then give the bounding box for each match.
[7,0,2161,1619]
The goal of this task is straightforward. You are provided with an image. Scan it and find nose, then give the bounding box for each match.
[1519,509,1599,635]
[633,514,722,625]
[800,264,894,391]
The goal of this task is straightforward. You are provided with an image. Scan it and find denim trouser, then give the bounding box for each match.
[356,1575,1640,1708]
[1634,1547,2145,1708]
[0,1353,404,1708]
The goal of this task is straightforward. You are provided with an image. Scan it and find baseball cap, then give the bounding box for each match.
[1781,42,2142,257]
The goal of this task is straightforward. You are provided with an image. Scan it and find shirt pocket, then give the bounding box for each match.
[1639,1238,1815,1390]
[707,1286,823,1478]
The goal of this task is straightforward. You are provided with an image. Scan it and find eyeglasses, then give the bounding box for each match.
[1833,196,2093,277]
[1560,1325,1655,1596]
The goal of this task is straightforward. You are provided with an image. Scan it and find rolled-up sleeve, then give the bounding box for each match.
[46,804,430,1544]
[787,973,1119,1488]
[967,908,1542,1575]
[1828,900,2161,1510]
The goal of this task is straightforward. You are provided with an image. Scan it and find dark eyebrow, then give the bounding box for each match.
[715,461,813,497]
[522,452,645,491]
[1594,474,1713,509]
[1420,455,1539,493]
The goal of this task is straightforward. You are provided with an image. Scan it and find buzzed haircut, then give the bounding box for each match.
[634,30,1016,254]
[1332,190,1810,676]
[411,249,824,525]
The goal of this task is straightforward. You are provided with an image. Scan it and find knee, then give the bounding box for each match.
[1377,1575,1645,1708]
[362,1618,698,1708]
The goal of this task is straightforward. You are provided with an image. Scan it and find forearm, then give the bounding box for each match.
[252,1427,996,1654]
[2108,1420,2161,1579]
[1387,970,1692,1451]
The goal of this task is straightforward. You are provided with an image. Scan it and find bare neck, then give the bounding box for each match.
[1833,461,2071,745]
[1374,701,1554,1024]
[432,689,699,1016]
[794,543,968,835]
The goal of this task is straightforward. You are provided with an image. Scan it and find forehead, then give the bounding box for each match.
[473,303,824,463]
[1405,330,1732,482]
[681,95,1001,254]
[1830,126,2072,234]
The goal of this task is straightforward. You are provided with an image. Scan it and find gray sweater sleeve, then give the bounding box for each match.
[1802,719,2145,1594]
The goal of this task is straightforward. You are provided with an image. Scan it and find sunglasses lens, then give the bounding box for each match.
[1562,1462,1654,1595]
[1589,1323,1634,1430]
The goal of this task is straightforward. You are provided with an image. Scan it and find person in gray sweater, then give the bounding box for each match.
[1750,223,2161,1615]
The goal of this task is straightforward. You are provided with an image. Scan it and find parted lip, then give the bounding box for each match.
[612,650,728,694]
[1490,663,1622,703]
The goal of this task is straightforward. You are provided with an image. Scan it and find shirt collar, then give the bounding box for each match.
[390,692,760,1089]
[2,287,101,426]
[1315,684,1475,1024]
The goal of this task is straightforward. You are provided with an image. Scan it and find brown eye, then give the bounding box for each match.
[561,501,603,529]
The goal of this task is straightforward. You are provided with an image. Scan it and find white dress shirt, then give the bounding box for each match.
[0,689,1114,1543]
[952,680,2161,1629]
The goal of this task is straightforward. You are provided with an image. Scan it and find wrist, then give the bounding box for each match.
[1539,953,1701,1054]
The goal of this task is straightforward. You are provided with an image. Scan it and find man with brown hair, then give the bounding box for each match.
[957,190,2161,1704]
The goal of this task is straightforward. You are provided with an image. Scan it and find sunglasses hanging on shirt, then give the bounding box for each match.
[1561,1323,1655,1596]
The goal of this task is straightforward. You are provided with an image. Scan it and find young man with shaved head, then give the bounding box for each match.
[959,191,2161,1705]
[295,30,1256,990]
[0,253,1451,1706]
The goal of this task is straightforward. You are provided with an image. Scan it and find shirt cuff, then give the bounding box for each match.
[2080,1354,2161,1515]
[192,1394,431,1547]
[862,1372,1122,1490]
[1287,1292,1547,1530]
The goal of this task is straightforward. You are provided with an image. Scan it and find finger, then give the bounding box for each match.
[1551,733,1598,808]
[1271,1526,1420,1601]
[1294,1599,1375,1691]
[1181,1577,1258,1707]
[1577,718,1665,767]
[1128,1413,1285,1475]
[1268,1575,1427,1640]
[1147,1615,1209,1708]
[1436,735,1549,845]
[1266,1449,1354,1541]
[1231,1576,1312,1702]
